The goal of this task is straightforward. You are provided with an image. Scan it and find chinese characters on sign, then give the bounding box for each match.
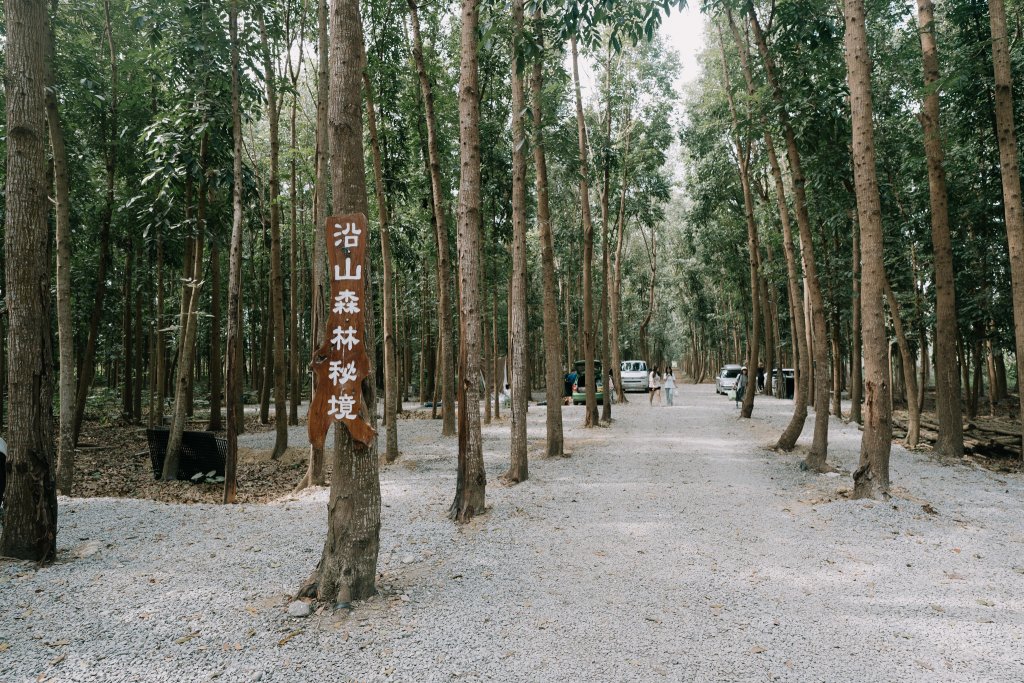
[308,213,376,449]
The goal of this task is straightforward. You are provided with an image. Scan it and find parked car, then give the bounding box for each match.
[619,360,649,393]
[770,368,796,399]
[572,360,604,405]
[715,364,743,395]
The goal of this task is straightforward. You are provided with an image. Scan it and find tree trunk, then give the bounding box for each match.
[506,0,530,481]
[749,9,830,467]
[449,0,487,521]
[598,44,613,423]
[133,246,144,422]
[1,0,58,562]
[208,242,223,431]
[298,0,380,605]
[162,235,205,480]
[155,237,166,427]
[288,15,305,427]
[122,241,134,421]
[914,0,963,457]
[260,14,289,461]
[844,0,893,498]
[71,0,118,446]
[718,24,760,419]
[850,218,863,423]
[408,0,456,437]
[988,0,1024,453]
[611,114,631,405]
[571,36,599,428]
[46,0,76,493]
[224,0,244,503]
[884,277,921,447]
[297,0,330,491]
[364,69,400,463]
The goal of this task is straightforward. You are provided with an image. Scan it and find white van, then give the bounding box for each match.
[619,360,649,393]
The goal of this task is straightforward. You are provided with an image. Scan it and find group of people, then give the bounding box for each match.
[646,368,677,406]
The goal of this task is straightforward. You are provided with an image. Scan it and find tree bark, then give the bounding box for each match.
[611,114,631,405]
[297,0,330,491]
[1,0,58,562]
[749,9,830,467]
[597,45,614,422]
[884,277,921,447]
[911,0,963,456]
[505,0,530,482]
[208,242,223,431]
[408,0,456,437]
[298,0,380,604]
[718,23,760,419]
[988,0,1024,454]
[224,0,244,503]
[449,0,487,521]
[287,10,304,427]
[71,0,118,446]
[850,218,863,423]
[46,0,76,494]
[844,0,893,498]
[122,241,134,421]
[260,13,289,461]
[364,68,400,463]
[571,36,599,427]
[162,234,205,480]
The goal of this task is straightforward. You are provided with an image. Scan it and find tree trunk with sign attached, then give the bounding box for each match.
[298,0,380,605]
[450,0,487,521]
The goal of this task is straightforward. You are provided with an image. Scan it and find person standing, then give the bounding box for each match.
[735,367,748,409]
[648,367,662,406]
[663,368,676,406]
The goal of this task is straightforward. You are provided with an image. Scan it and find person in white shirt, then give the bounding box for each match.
[663,369,676,406]
[648,368,662,406]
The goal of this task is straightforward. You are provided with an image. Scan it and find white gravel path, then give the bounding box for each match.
[3,384,1024,682]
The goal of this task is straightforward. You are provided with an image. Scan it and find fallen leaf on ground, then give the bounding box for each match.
[174,631,200,645]
[278,629,303,646]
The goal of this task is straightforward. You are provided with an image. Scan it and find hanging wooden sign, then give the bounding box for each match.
[308,213,376,449]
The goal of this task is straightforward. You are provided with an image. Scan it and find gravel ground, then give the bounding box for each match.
[2,383,1024,682]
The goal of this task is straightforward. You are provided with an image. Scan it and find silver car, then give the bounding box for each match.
[715,365,743,394]
[619,360,649,393]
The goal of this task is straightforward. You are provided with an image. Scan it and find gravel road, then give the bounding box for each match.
[2,384,1023,682]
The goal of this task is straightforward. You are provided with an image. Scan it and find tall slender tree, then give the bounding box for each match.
[531,6,565,456]
[450,0,487,521]
[844,0,892,498]
[408,0,456,437]
[571,35,599,427]
[506,0,530,483]
[987,0,1024,453]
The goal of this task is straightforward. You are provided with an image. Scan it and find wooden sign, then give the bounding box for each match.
[308,213,376,449]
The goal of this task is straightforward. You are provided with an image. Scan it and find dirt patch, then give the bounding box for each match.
[69,419,320,504]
